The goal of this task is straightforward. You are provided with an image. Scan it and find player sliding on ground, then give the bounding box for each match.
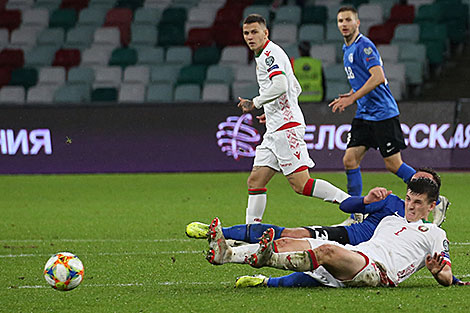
[237,14,349,224]
[203,178,469,287]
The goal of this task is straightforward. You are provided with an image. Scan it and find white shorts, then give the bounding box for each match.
[253,126,315,175]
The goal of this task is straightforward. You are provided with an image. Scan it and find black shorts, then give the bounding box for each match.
[347,117,407,158]
[303,226,350,245]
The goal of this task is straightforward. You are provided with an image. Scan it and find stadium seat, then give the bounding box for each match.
[392,24,420,44]
[9,67,38,89]
[0,68,12,88]
[299,24,325,45]
[388,4,415,24]
[26,85,57,103]
[212,24,244,47]
[150,65,182,84]
[202,83,230,102]
[6,0,34,10]
[219,46,249,68]
[146,82,173,102]
[399,43,427,65]
[118,83,146,103]
[61,0,90,11]
[38,66,66,87]
[231,81,258,99]
[273,5,301,25]
[109,48,138,68]
[186,7,217,32]
[37,28,65,48]
[193,46,220,65]
[309,44,336,66]
[271,23,298,46]
[130,25,158,49]
[133,7,161,25]
[0,86,25,104]
[35,0,62,12]
[213,6,243,26]
[115,0,144,11]
[384,63,406,95]
[0,29,9,50]
[54,84,90,103]
[64,26,96,50]
[325,81,350,101]
[283,44,300,60]
[136,47,165,66]
[77,7,108,27]
[160,7,187,27]
[158,24,186,47]
[123,65,150,84]
[368,23,396,45]
[93,66,122,88]
[0,9,21,32]
[177,65,207,86]
[301,5,328,25]
[9,28,39,52]
[93,27,121,50]
[325,21,343,44]
[377,44,399,64]
[234,64,256,83]
[324,64,348,83]
[68,66,95,86]
[206,65,234,84]
[388,80,403,101]
[0,49,25,70]
[358,4,384,25]
[165,46,192,65]
[81,47,112,68]
[185,28,214,50]
[174,84,201,102]
[22,8,50,28]
[414,3,443,24]
[91,87,118,102]
[53,49,81,70]
[104,8,133,46]
[242,5,270,24]
[49,8,78,31]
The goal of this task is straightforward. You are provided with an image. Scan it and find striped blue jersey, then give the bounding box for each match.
[342,34,399,121]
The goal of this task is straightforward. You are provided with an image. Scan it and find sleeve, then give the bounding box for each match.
[358,41,382,70]
[339,196,366,213]
[264,47,289,80]
[431,229,452,267]
[252,74,288,109]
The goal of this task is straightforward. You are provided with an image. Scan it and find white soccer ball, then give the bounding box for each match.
[43,252,84,291]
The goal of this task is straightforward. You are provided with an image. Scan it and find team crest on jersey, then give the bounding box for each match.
[364,47,373,55]
[265,56,275,66]
[443,239,449,252]
[418,225,429,232]
[348,53,353,63]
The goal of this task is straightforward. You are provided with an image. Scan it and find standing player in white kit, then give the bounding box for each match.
[237,14,349,224]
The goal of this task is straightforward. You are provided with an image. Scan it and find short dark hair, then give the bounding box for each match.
[416,167,441,190]
[243,14,267,27]
[407,177,439,203]
[337,6,358,16]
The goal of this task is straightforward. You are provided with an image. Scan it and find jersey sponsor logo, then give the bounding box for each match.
[348,53,354,63]
[265,56,275,66]
[394,226,407,236]
[267,64,279,72]
[418,225,429,232]
[293,151,301,160]
[443,239,449,252]
[264,50,271,57]
[364,47,373,55]
[366,56,376,62]
[280,162,293,167]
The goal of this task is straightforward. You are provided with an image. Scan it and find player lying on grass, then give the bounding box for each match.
[203,178,469,287]
[187,168,449,246]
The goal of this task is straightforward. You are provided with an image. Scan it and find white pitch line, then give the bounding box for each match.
[0,239,192,243]
[0,250,203,258]
[10,281,233,289]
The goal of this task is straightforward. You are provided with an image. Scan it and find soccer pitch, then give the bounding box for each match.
[1,172,469,312]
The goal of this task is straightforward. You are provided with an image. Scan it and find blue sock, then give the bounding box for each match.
[396,163,416,183]
[267,272,322,287]
[222,224,285,243]
[346,167,362,196]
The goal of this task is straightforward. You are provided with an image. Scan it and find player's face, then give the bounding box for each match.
[404,191,435,222]
[243,22,268,54]
[337,11,360,42]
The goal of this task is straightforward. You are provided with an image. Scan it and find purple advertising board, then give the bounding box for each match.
[0,101,469,174]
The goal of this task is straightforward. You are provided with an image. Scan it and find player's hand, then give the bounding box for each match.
[425,252,447,276]
[238,97,254,113]
[328,95,354,113]
[256,113,266,124]
[363,187,392,204]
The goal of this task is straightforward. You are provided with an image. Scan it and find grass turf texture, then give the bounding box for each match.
[0,172,469,312]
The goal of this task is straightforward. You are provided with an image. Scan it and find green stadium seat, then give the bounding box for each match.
[109,48,138,68]
[150,65,182,84]
[174,84,200,102]
[68,67,95,86]
[146,82,173,102]
[54,84,90,103]
[302,5,328,25]
[64,26,96,50]
[193,46,220,65]
[115,0,144,11]
[166,46,192,65]
[157,24,185,47]
[136,47,165,65]
[414,4,444,24]
[130,25,158,48]
[206,65,234,85]
[274,5,301,25]
[133,7,161,25]
[25,46,57,67]
[77,7,108,27]
[37,28,65,48]
[49,8,78,31]
[9,68,38,89]
[91,87,118,102]
[159,7,187,27]
[177,65,207,86]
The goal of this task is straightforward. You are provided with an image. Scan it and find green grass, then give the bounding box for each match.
[0,172,469,312]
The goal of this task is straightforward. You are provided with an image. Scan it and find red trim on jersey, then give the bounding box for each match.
[276,122,301,131]
[255,40,271,57]
[302,178,315,196]
[294,166,309,173]
[268,70,284,79]
[356,251,396,287]
[355,251,370,273]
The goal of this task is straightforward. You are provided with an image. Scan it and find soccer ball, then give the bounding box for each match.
[44,252,84,291]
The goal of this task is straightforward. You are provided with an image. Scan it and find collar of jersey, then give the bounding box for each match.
[255,40,270,58]
[421,219,431,223]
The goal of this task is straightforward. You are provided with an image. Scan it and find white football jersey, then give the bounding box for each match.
[352,215,451,286]
[254,40,304,133]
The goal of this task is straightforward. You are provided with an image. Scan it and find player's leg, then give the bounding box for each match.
[245,166,276,224]
[343,146,367,196]
[235,272,322,288]
[383,152,415,183]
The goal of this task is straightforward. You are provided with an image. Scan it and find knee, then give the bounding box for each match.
[274,238,291,250]
[343,154,358,170]
[315,244,339,263]
[385,162,400,173]
[290,182,304,195]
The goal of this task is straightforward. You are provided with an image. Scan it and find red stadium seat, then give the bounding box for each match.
[388,4,415,24]
[368,23,396,45]
[104,8,133,46]
[60,0,90,12]
[0,0,7,9]
[0,49,24,70]
[214,6,244,25]
[52,49,81,70]
[0,68,11,88]
[212,24,244,47]
[0,9,21,32]
[185,28,214,50]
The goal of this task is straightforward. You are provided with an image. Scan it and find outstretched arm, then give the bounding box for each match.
[426,252,453,286]
[340,187,392,214]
